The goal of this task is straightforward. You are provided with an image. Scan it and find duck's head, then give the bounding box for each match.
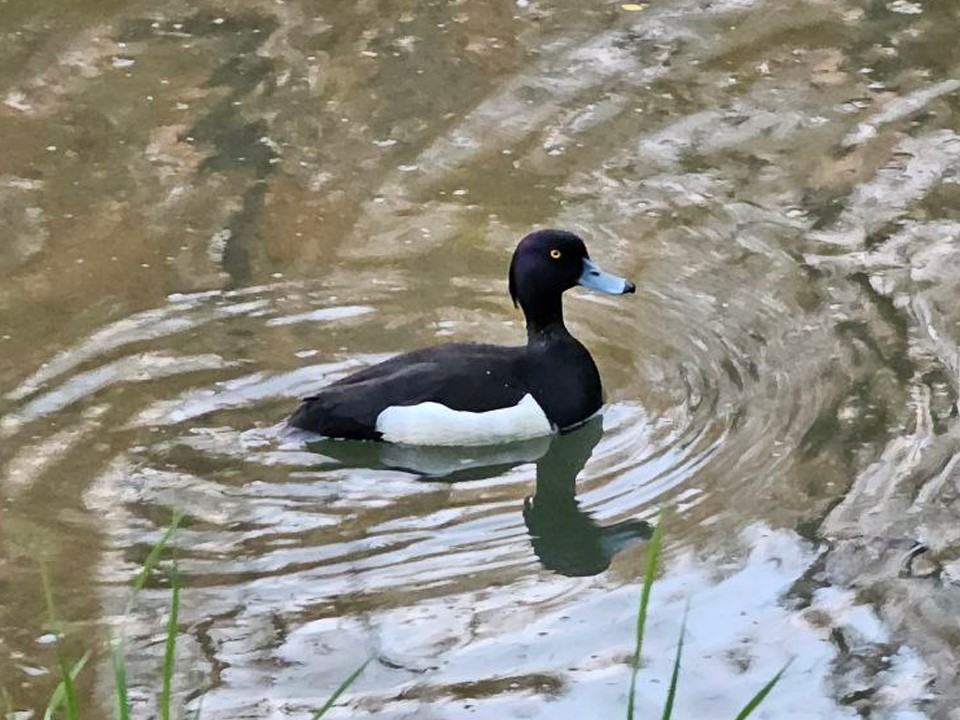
[508,230,635,321]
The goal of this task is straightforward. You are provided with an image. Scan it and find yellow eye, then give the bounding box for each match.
[549,249,562,259]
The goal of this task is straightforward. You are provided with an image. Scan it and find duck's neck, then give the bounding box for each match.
[524,295,570,345]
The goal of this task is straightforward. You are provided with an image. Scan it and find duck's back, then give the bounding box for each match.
[288,343,537,442]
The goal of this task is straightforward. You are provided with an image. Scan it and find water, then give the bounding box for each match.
[2,0,959,717]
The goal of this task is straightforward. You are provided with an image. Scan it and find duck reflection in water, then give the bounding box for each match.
[523,417,652,576]
[301,416,652,577]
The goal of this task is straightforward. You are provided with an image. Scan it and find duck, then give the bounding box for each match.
[287,229,635,445]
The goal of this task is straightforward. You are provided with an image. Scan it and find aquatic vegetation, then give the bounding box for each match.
[33,512,369,720]
[4,0,960,710]
[307,658,373,720]
[626,513,789,720]
[30,512,788,719]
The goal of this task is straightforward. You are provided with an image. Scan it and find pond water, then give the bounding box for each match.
[2,0,960,717]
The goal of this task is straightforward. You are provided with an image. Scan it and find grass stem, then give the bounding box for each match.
[159,563,181,720]
[112,637,130,720]
[40,567,85,720]
[732,660,792,720]
[626,511,665,720]
[309,658,372,719]
[660,601,689,720]
[132,511,185,597]
[2,682,14,720]
[626,514,788,720]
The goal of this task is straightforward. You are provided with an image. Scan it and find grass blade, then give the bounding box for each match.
[661,601,689,720]
[112,637,130,720]
[42,650,91,720]
[309,657,372,720]
[133,511,184,595]
[159,563,181,720]
[732,660,791,720]
[626,512,665,720]
[40,568,84,720]
[190,693,205,720]
[115,514,183,719]
[2,683,14,720]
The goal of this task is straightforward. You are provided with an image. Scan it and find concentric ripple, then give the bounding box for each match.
[1,224,832,716]
[2,0,951,715]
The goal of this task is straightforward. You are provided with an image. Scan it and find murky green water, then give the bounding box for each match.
[2,0,960,717]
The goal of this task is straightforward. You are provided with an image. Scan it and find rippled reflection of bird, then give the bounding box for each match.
[524,417,653,577]
[301,416,653,577]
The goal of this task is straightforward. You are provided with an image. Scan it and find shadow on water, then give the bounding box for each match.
[305,416,652,577]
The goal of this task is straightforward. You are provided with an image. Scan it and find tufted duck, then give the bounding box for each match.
[287,229,635,445]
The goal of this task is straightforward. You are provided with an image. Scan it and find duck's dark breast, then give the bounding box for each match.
[523,338,603,431]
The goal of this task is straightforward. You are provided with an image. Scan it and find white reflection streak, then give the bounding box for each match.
[1,353,233,435]
[127,359,384,428]
[265,305,374,326]
[0,404,108,495]
[4,297,272,403]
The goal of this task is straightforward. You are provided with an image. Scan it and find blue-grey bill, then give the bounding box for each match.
[578,258,636,294]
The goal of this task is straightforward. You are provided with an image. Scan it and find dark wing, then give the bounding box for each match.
[287,343,529,439]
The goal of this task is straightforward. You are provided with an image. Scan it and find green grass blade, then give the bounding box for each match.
[2,682,14,720]
[133,511,184,595]
[114,513,184,718]
[40,567,84,720]
[309,657,372,719]
[111,637,130,720]
[732,660,792,720]
[42,650,91,720]
[160,563,181,720]
[660,601,689,720]
[626,512,665,720]
[190,693,204,720]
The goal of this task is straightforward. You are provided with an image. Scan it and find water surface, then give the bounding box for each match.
[2,0,960,717]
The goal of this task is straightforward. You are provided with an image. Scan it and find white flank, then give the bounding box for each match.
[375,393,552,446]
